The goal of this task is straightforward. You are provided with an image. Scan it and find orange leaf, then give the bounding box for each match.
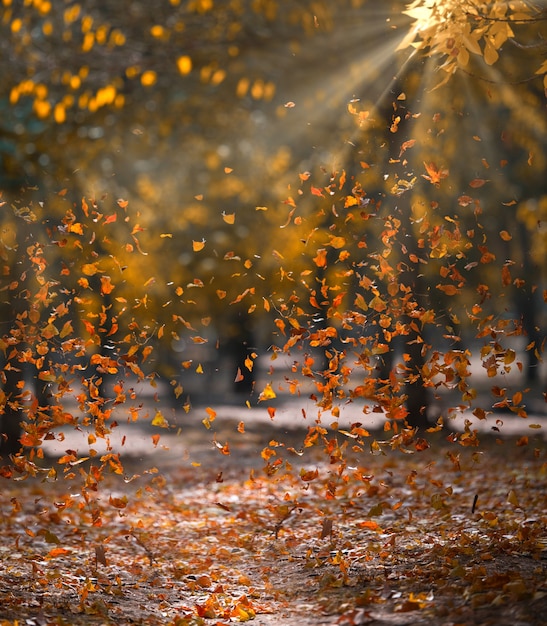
[48,548,72,558]
[469,178,488,188]
[399,139,416,157]
[300,468,319,482]
[109,495,128,509]
[100,275,115,295]
[313,248,328,268]
[193,239,206,252]
[422,162,448,186]
[436,284,460,295]
[329,236,346,249]
[258,383,277,401]
[82,263,100,276]
[141,345,153,363]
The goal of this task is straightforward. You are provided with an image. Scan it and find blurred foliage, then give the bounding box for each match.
[1,0,546,463]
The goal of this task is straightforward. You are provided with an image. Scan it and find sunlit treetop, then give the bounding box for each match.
[399,0,547,93]
[1,0,349,125]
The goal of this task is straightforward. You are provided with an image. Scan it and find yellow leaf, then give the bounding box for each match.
[152,410,169,428]
[258,383,277,402]
[82,263,99,276]
[484,41,499,66]
[329,236,346,249]
[193,239,206,252]
[60,320,73,338]
[222,212,235,224]
[42,323,59,339]
[507,489,519,508]
[369,295,387,312]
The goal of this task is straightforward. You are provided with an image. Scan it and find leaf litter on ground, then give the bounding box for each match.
[0,426,546,626]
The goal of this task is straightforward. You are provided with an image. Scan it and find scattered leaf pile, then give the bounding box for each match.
[0,431,546,625]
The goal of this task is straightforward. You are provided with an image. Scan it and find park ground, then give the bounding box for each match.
[0,364,546,626]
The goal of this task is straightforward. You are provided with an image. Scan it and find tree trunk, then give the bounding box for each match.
[0,365,23,458]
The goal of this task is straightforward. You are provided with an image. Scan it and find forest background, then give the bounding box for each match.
[0,1,546,625]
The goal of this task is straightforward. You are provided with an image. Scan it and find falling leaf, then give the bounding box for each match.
[507,489,520,508]
[48,548,72,558]
[82,263,100,276]
[193,239,206,252]
[313,248,328,268]
[152,410,169,428]
[109,495,128,509]
[329,236,346,249]
[100,275,115,295]
[469,178,488,188]
[95,544,107,566]
[258,383,276,401]
[399,139,416,157]
[422,162,449,186]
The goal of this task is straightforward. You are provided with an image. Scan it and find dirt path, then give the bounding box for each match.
[2,390,546,625]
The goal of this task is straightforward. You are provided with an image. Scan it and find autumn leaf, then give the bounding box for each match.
[436,284,460,296]
[422,162,449,186]
[329,236,346,249]
[82,262,100,276]
[100,275,115,294]
[258,383,276,401]
[109,495,128,509]
[48,548,72,558]
[313,248,328,268]
[399,139,416,157]
[152,410,169,428]
[469,178,488,188]
[193,239,206,252]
